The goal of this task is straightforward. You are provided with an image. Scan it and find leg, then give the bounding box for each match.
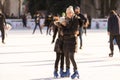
[23,23,25,27]
[54,53,61,72]
[1,28,5,44]
[109,34,114,57]
[25,21,27,27]
[69,53,77,72]
[69,52,79,79]
[48,22,53,35]
[38,24,42,34]
[79,34,82,49]
[32,24,37,34]
[64,51,70,77]
[24,22,27,27]
[24,22,26,27]
[115,35,120,51]
[60,52,64,77]
[49,27,52,35]
[79,28,83,49]
[46,26,49,35]
[65,52,70,70]
[60,52,64,70]
[84,27,87,35]
[54,53,61,78]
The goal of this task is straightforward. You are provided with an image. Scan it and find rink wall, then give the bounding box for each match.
[6,19,45,29]
[91,18,108,29]
[6,18,108,29]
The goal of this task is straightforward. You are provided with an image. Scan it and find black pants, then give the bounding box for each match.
[79,35,82,48]
[79,28,83,48]
[23,21,27,27]
[65,52,77,72]
[0,28,5,42]
[33,23,42,34]
[109,34,120,53]
[54,52,64,71]
[46,26,51,35]
[83,27,87,35]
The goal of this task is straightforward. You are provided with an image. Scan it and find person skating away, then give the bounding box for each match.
[22,14,27,28]
[0,10,6,44]
[75,6,87,49]
[83,13,89,35]
[61,6,80,79]
[51,16,65,78]
[32,12,42,34]
[107,10,120,57]
[44,13,53,35]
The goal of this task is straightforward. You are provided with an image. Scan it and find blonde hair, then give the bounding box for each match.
[66,6,74,14]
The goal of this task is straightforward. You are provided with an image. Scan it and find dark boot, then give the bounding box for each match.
[109,52,113,57]
[63,69,70,77]
[54,71,58,78]
[59,68,64,77]
[71,70,80,79]
[2,41,5,44]
[80,46,82,49]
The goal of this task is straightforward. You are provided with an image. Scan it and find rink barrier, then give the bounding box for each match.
[91,18,108,29]
[6,19,45,29]
[6,18,108,29]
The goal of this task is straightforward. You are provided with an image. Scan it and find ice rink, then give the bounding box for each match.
[0,28,120,80]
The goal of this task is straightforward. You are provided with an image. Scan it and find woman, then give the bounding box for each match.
[107,10,120,57]
[62,6,80,79]
[32,11,43,34]
[52,16,65,78]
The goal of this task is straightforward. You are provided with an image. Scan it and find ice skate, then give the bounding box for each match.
[60,68,65,77]
[54,71,58,78]
[109,52,113,57]
[63,69,70,77]
[71,70,79,79]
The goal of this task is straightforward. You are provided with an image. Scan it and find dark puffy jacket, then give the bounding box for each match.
[107,14,120,35]
[62,15,79,53]
[0,13,6,29]
[77,13,87,27]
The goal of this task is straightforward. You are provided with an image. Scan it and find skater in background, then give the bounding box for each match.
[107,10,120,57]
[32,11,43,34]
[51,16,65,78]
[22,14,27,28]
[0,10,6,44]
[83,13,89,35]
[62,6,80,79]
[96,21,99,29]
[74,6,87,49]
[44,13,53,35]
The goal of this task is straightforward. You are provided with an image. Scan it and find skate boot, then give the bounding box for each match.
[54,71,59,78]
[80,46,82,49]
[71,70,79,79]
[60,68,64,77]
[109,52,113,57]
[2,41,5,44]
[63,69,70,77]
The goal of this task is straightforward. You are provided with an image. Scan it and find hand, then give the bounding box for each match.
[61,21,66,26]
[75,31,79,36]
